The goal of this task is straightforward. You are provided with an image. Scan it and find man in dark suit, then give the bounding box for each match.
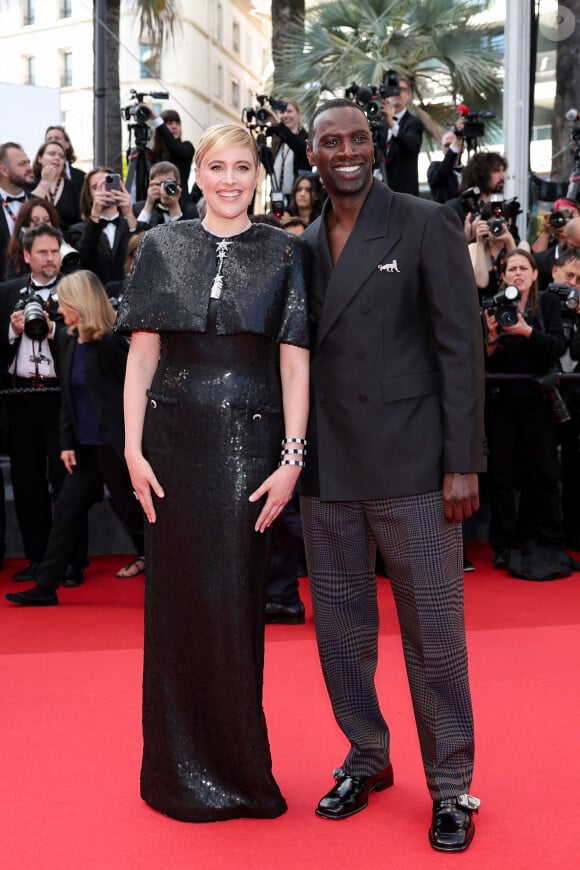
[133,160,198,228]
[0,142,35,279]
[378,76,423,196]
[427,119,465,204]
[0,223,86,582]
[300,100,485,852]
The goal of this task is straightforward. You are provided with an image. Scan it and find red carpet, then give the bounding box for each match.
[2,541,580,869]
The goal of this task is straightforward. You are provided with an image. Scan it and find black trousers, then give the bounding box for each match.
[268,494,304,604]
[485,392,564,552]
[36,444,144,590]
[9,391,67,560]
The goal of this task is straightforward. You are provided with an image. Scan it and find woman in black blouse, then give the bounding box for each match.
[32,140,81,239]
[483,248,568,577]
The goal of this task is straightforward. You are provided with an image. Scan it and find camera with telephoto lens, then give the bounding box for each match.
[344,71,400,130]
[162,179,179,197]
[549,210,570,229]
[547,281,579,343]
[13,294,49,341]
[481,285,520,330]
[535,371,571,425]
[242,96,288,130]
[121,89,169,123]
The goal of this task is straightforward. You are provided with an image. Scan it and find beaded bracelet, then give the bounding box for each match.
[282,437,307,445]
[281,448,306,455]
[280,458,306,467]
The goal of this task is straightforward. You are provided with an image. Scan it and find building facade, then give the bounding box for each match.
[0,0,271,182]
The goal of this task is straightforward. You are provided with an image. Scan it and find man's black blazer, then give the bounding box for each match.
[427,147,462,203]
[0,192,33,280]
[384,111,424,197]
[68,217,147,285]
[131,200,199,228]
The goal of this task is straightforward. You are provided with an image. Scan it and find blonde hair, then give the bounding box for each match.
[58,270,116,341]
[195,124,259,169]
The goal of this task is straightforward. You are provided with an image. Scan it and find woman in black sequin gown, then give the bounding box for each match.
[116,124,310,822]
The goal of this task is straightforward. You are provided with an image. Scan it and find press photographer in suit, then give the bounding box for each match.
[0,223,86,583]
[379,76,424,196]
[300,99,485,851]
[133,161,198,228]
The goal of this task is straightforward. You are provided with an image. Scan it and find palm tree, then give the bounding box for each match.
[271,0,305,90]
[273,0,503,144]
[94,0,179,172]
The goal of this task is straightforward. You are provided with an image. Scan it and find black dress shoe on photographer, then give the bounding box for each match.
[5,585,59,606]
[429,794,480,852]
[315,764,394,819]
[265,600,305,624]
[62,564,84,587]
[12,561,41,582]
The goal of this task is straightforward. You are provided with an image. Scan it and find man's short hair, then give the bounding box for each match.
[0,142,23,166]
[460,151,507,194]
[150,161,180,181]
[22,222,63,253]
[308,99,368,140]
[556,247,580,268]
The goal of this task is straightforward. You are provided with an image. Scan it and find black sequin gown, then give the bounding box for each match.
[115,221,310,822]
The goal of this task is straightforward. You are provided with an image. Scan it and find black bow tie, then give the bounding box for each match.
[5,194,26,203]
[29,278,58,294]
[99,216,120,227]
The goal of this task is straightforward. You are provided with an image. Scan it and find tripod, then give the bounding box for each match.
[124,122,154,202]
[255,131,285,215]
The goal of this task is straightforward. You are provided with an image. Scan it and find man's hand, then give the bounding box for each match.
[380,99,396,128]
[442,473,479,523]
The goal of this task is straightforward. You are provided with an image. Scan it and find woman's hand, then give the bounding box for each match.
[40,163,61,187]
[501,312,533,338]
[61,450,76,474]
[484,309,500,343]
[125,451,165,524]
[473,216,490,245]
[249,464,302,533]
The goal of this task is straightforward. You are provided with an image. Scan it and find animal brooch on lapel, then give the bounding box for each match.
[378,259,400,273]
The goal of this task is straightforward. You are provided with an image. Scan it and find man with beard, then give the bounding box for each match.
[446,150,508,242]
[299,99,485,852]
[0,142,35,279]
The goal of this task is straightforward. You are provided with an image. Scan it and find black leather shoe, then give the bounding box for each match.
[62,564,84,587]
[493,551,508,570]
[5,586,58,606]
[429,794,480,852]
[12,561,41,581]
[315,764,394,819]
[265,600,305,624]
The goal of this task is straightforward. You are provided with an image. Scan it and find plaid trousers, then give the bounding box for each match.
[300,491,474,800]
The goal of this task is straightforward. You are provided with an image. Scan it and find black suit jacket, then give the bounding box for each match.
[428,147,462,203]
[68,217,147,285]
[301,180,485,501]
[56,329,129,457]
[132,200,198,228]
[0,192,33,280]
[382,111,424,197]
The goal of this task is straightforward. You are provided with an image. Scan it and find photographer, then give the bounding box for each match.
[136,107,195,206]
[553,248,580,549]
[535,217,580,291]
[483,249,569,578]
[447,151,507,242]
[469,201,526,295]
[0,223,87,584]
[133,161,198,228]
[427,118,465,203]
[258,98,310,200]
[379,75,424,196]
[531,197,579,254]
[68,169,147,286]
